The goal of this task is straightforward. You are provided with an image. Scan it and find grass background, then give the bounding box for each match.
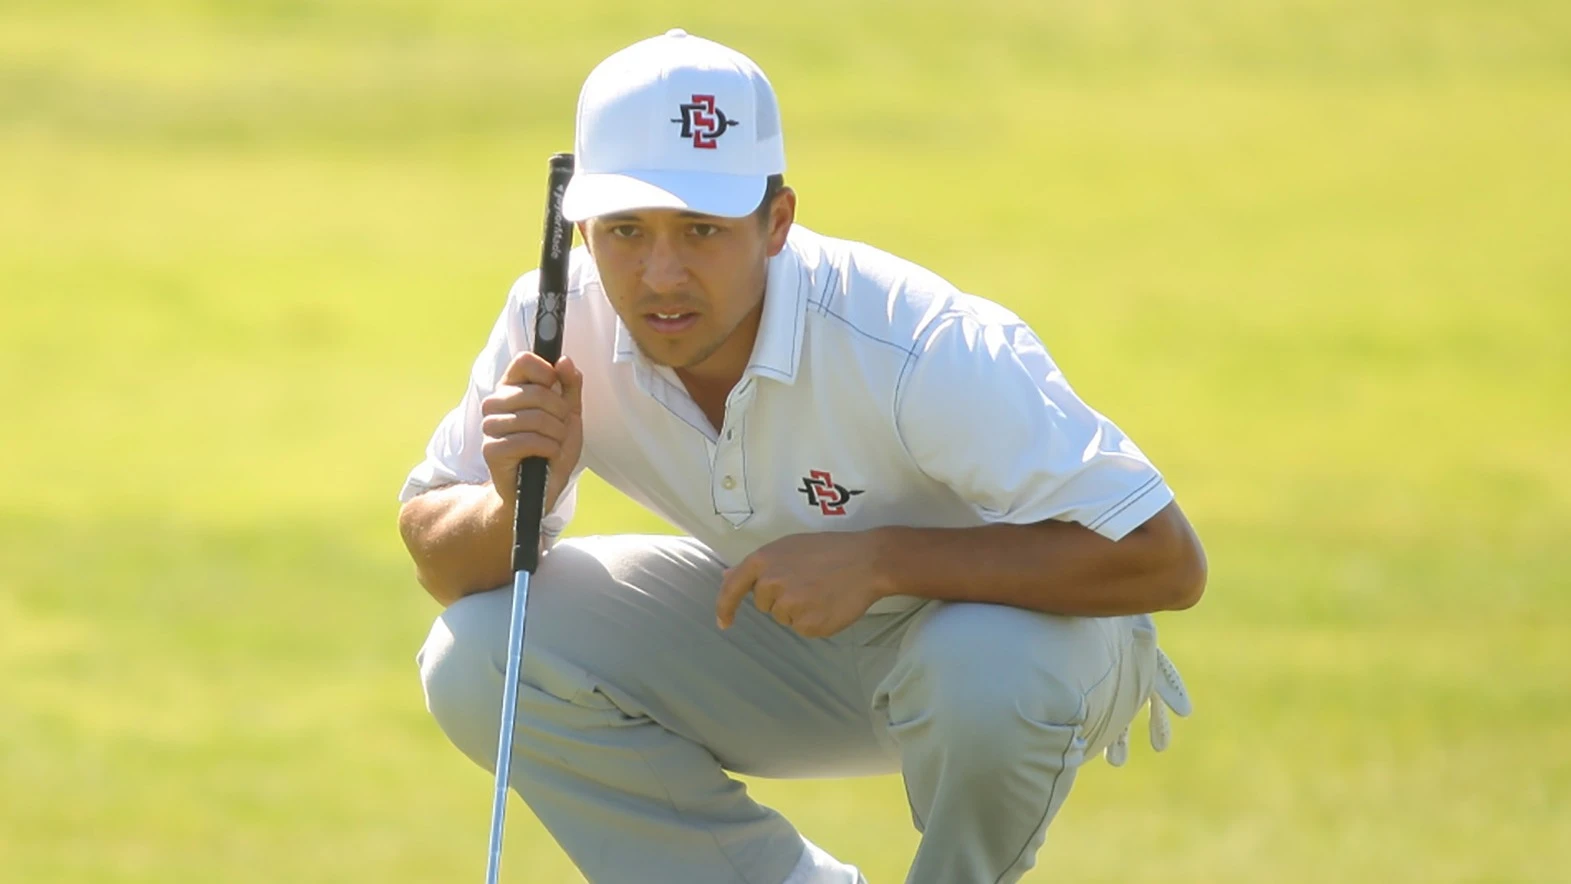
[3,1,1568,881]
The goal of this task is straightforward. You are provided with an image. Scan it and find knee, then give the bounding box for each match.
[414,542,620,759]
[887,605,1089,759]
[417,588,511,761]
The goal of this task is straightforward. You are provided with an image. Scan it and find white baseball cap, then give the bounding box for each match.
[561,29,786,222]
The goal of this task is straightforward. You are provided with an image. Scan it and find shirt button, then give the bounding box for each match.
[724,429,734,441]
[722,475,736,490]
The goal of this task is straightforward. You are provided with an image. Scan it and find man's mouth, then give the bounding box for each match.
[644,311,700,335]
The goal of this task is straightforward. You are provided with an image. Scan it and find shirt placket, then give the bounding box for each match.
[710,379,755,526]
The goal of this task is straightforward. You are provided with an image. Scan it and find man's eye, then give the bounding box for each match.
[689,223,721,238]
[610,225,640,238]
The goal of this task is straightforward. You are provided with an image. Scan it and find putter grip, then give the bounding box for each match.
[512,153,575,574]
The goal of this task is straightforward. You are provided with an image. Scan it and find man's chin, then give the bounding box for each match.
[635,339,708,371]
[628,325,731,373]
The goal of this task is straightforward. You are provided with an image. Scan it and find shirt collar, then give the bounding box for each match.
[744,238,807,384]
[611,233,808,385]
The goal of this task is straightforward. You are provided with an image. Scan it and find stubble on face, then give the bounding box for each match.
[627,291,761,370]
[588,213,771,376]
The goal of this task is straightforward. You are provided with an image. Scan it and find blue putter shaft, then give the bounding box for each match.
[484,568,530,884]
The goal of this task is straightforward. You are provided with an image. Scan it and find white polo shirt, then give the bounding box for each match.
[400,225,1175,613]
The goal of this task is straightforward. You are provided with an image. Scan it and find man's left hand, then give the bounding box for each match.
[716,531,893,638]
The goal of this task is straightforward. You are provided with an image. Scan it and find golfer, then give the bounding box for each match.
[399,29,1206,884]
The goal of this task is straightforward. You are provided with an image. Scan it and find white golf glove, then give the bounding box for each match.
[1104,647,1192,767]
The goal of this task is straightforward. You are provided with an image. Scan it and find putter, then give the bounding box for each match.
[484,151,575,884]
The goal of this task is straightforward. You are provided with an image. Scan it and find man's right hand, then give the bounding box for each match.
[480,351,584,514]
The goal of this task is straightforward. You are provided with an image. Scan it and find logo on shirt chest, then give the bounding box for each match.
[798,469,863,516]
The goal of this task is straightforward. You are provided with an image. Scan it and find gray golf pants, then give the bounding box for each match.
[417,535,1178,883]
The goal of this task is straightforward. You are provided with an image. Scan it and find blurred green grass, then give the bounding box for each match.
[3,1,1568,881]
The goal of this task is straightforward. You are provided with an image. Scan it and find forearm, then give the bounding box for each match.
[867,502,1206,616]
[397,483,515,606]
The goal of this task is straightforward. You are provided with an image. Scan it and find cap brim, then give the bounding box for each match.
[562,170,767,222]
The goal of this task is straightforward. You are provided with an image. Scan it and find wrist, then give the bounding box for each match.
[483,481,515,525]
[866,526,909,600]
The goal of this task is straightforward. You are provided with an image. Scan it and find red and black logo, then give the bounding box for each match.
[798,470,863,516]
[670,94,737,149]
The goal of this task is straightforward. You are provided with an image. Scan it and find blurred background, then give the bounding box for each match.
[2,1,1567,881]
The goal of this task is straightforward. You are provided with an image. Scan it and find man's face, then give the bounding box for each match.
[582,192,794,372]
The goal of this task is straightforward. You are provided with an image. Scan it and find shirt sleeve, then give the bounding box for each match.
[895,313,1173,540]
[397,273,577,543]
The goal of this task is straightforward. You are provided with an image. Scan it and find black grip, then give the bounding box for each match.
[512,152,575,574]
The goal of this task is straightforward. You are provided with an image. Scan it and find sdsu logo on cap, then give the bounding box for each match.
[671,94,737,149]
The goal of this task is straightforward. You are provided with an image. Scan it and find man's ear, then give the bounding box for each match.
[576,221,591,255]
[766,187,796,257]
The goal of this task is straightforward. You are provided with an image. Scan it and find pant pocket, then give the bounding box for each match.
[1128,613,1160,704]
[1083,616,1158,758]
[522,646,626,714]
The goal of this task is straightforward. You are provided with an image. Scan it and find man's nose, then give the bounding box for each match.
[640,232,689,294]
